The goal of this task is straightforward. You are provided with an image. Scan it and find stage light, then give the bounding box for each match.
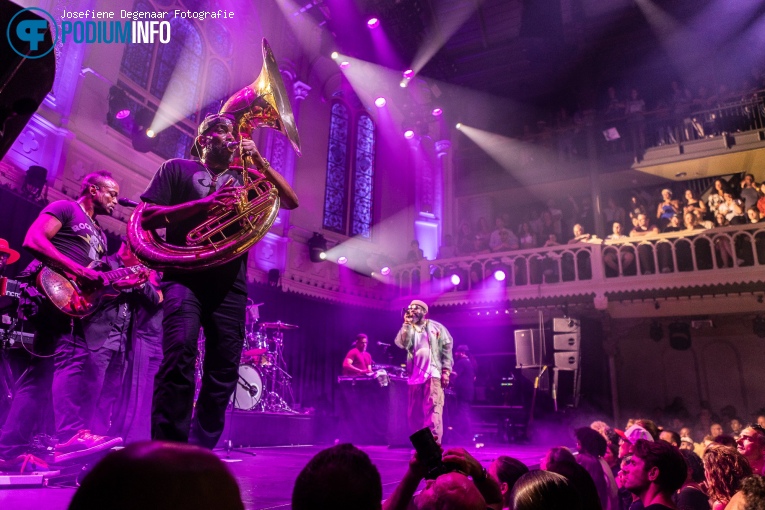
[331,51,339,60]
[494,270,506,281]
[450,274,461,285]
[380,266,391,276]
[146,129,156,138]
[367,17,379,28]
[431,107,443,117]
[308,232,327,263]
[374,97,387,107]
[132,107,158,153]
[339,61,350,69]
[456,123,462,129]
[337,256,348,265]
[108,86,130,120]
[403,69,415,79]
[399,80,408,88]
[404,129,415,139]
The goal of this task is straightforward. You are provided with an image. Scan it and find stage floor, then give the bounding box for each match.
[0,440,563,510]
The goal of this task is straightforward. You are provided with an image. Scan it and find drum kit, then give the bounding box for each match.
[234,306,299,413]
[194,305,299,414]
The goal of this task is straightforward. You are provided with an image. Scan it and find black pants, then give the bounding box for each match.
[0,302,93,458]
[151,282,245,449]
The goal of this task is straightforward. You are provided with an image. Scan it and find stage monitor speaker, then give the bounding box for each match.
[553,317,579,333]
[0,0,56,161]
[514,329,540,368]
[554,351,579,370]
[553,332,580,351]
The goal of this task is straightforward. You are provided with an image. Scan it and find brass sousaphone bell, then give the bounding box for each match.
[127,39,301,271]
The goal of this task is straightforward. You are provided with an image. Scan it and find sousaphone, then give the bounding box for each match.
[127,39,301,271]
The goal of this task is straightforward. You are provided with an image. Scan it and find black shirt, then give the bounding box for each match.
[140,158,248,293]
[42,200,107,267]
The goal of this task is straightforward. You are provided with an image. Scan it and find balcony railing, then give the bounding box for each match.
[392,223,765,308]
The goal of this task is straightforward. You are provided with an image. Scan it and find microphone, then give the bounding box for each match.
[225,141,239,152]
[118,198,139,207]
[377,342,392,347]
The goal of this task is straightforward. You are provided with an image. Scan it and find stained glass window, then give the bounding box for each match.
[351,114,375,238]
[323,102,350,233]
[323,101,376,238]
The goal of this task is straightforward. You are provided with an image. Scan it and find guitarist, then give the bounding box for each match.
[0,171,126,469]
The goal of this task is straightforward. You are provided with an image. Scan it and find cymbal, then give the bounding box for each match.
[261,321,298,330]
[243,348,268,357]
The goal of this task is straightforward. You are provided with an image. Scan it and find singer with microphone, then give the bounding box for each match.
[394,299,453,444]
[342,333,374,376]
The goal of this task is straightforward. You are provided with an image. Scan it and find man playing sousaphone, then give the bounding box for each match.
[139,111,298,448]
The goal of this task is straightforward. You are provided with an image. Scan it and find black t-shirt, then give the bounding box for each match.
[140,158,248,293]
[42,200,107,267]
[673,486,711,510]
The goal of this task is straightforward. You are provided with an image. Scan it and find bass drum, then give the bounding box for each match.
[232,364,263,410]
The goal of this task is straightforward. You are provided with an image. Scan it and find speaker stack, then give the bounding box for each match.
[552,317,582,410]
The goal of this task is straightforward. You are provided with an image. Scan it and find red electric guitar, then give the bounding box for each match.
[37,262,148,318]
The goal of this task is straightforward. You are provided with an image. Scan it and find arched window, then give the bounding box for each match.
[323,101,376,239]
[112,0,232,160]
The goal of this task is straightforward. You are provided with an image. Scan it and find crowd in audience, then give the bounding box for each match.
[65,401,765,510]
[426,173,765,280]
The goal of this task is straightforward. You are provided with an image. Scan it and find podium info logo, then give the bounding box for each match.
[6,7,58,59]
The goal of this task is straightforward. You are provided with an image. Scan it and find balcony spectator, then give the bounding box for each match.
[657,189,680,229]
[756,183,765,217]
[708,179,729,215]
[683,189,707,220]
[748,207,764,224]
[602,197,627,232]
[476,217,492,253]
[604,222,636,277]
[663,214,682,233]
[566,224,594,280]
[741,174,760,211]
[713,212,735,268]
[628,194,647,220]
[490,217,519,252]
[457,221,477,256]
[729,201,747,225]
[406,240,425,263]
[438,234,458,260]
[541,233,561,282]
[518,222,537,249]
[547,198,564,237]
[629,213,659,274]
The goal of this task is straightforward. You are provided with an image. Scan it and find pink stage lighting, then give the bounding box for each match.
[403,129,415,139]
[367,17,380,29]
[339,61,350,69]
[380,266,391,276]
[337,256,348,265]
[403,69,415,79]
[374,97,387,107]
[450,274,461,286]
[115,109,131,120]
[431,108,443,117]
[493,270,506,281]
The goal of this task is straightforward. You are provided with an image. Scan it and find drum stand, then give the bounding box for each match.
[258,330,298,414]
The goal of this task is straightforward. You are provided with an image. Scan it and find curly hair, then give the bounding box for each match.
[703,443,753,505]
